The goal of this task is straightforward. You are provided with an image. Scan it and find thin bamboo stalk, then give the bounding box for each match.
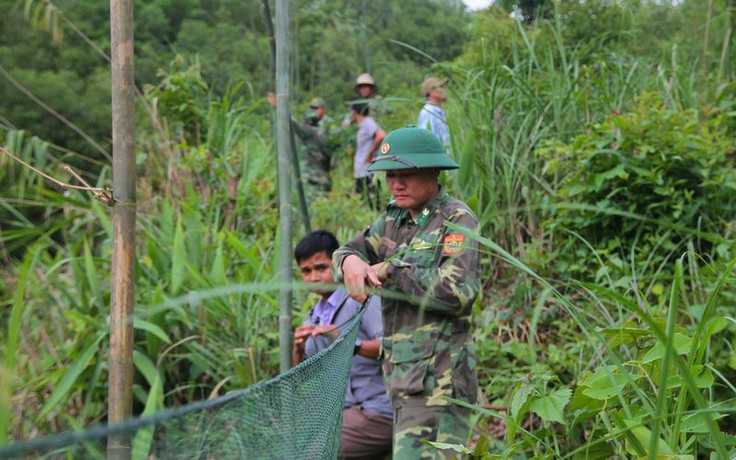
[718,0,734,81]
[703,0,715,74]
[289,126,311,233]
[262,0,311,234]
[108,0,136,457]
[275,0,293,374]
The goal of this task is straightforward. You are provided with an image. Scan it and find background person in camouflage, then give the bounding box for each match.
[332,125,480,459]
[268,94,337,196]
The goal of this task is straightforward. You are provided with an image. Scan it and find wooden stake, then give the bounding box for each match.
[108,0,136,456]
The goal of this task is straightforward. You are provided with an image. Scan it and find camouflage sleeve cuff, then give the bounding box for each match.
[385,258,411,287]
[331,252,349,282]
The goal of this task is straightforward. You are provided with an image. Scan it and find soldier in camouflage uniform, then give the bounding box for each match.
[332,125,479,459]
[291,97,336,196]
[269,94,337,197]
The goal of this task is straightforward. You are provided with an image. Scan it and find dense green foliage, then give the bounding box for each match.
[0,0,469,158]
[1,0,735,457]
[540,92,736,281]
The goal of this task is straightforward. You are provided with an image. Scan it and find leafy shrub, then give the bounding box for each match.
[539,92,736,281]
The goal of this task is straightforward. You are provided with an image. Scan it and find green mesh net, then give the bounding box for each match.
[1,310,364,459]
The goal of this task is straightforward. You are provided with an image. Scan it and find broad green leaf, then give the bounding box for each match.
[510,381,535,418]
[133,318,172,344]
[598,325,653,347]
[140,254,154,270]
[3,245,42,441]
[569,387,603,421]
[634,456,694,460]
[680,412,726,433]
[421,440,473,454]
[38,335,104,420]
[209,236,226,285]
[83,240,103,314]
[592,163,627,191]
[704,316,729,337]
[625,423,675,456]
[579,365,639,400]
[566,181,586,196]
[529,389,572,425]
[66,310,100,333]
[7,246,41,369]
[225,232,255,259]
[182,205,204,269]
[91,199,113,240]
[171,217,186,295]
[133,351,161,387]
[131,374,163,460]
[641,333,692,363]
[664,365,713,390]
[571,442,615,460]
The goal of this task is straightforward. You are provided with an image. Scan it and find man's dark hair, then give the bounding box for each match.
[350,102,369,116]
[294,230,340,263]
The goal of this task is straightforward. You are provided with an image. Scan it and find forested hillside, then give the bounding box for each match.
[1,0,735,457]
[0,0,468,158]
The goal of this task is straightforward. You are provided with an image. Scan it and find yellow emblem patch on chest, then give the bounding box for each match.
[442,233,465,255]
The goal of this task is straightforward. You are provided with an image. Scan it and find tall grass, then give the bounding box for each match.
[465,231,735,457]
[439,4,736,457]
[0,64,386,441]
[2,0,735,454]
[0,80,288,439]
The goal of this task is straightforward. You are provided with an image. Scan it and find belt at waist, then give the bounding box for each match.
[452,319,471,334]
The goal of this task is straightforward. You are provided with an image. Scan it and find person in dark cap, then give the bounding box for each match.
[349,100,386,209]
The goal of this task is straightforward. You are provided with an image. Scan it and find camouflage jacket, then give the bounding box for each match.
[291,116,336,191]
[333,187,480,407]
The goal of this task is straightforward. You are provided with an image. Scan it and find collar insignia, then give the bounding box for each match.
[416,207,431,227]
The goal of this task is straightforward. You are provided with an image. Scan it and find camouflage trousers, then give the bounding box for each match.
[393,399,472,460]
[304,173,331,200]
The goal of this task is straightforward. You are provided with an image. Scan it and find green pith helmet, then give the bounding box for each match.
[368,125,458,172]
[309,97,326,108]
[303,109,321,123]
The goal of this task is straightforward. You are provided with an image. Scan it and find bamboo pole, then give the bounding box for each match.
[289,127,312,233]
[275,0,293,374]
[719,0,734,82]
[108,0,136,456]
[262,0,311,234]
[703,0,714,74]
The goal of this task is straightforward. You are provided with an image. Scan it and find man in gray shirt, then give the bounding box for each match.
[292,230,393,459]
[350,101,386,209]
